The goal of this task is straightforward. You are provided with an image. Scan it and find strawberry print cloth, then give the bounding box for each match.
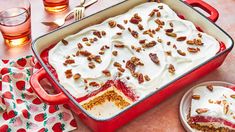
[0,56,77,132]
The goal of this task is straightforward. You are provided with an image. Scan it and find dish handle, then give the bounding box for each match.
[30,68,69,105]
[184,0,219,22]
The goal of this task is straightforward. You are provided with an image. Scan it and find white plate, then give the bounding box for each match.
[179,81,235,132]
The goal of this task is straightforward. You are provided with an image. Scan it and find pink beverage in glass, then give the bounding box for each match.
[43,0,69,13]
[0,0,31,47]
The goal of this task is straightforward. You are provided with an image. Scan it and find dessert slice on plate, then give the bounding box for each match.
[188,84,235,131]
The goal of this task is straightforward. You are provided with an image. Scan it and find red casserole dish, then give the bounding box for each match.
[30,0,234,131]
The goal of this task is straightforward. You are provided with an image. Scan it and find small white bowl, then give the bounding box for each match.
[179,81,235,132]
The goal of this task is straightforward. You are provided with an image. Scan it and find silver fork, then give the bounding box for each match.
[41,0,97,27]
[74,0,86,21]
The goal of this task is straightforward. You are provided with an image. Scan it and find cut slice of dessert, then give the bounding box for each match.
[188,84,235,131]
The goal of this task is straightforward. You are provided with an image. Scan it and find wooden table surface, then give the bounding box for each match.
[1,0,235,131]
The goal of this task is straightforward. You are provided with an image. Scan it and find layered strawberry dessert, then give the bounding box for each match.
[46,2,224,118]
[188,85,235,131]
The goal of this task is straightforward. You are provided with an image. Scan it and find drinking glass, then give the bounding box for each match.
[0,0,31,47]
[43,0,69,13]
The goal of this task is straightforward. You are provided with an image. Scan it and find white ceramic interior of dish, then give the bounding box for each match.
[179,81,235,132]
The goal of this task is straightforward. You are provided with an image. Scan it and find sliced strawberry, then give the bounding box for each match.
[34,113,47,122]
[63,104,70,110]
[32,98,42,105]
[22,109,30,119]
[52,123,64,132]
[49,105,59,113]
[26,87,34,93]
[2,112,9,120]
[1,68,9,75]
[70,119,77,127]
[2,60,9,64]
[16,80,26,91]
[0,124,10,132]
[2,75,11,83]
[2,91,14,99]
[16,99,24,104]
[38,128,48,132]
[17,128,26,132]
[17,58,27,67]
[8,110,18,119]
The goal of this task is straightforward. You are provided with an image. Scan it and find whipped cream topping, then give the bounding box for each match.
[191,85,235,125]
[49,2,220,99]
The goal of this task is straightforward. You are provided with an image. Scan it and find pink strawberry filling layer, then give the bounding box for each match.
[191,116,235,129]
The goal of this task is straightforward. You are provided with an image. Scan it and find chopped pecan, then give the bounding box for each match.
[116,32,122,35]
[114,43,125,48]
[158,5,163,9]
[80,50,91,57]
[194,38,204,46]
[124,20,128,24]
[61,39,68,45]
[99,51,105,55]
[169,22,174,27]
[101,31,106,36]
[157,12,161,17]
[77,43,83,49]
[165,51,172,56]
[108,20,116,28]
[113,62,122,67]
[82,37,88,41]
[149,10,155,17]
[65,59,75,64]
[89,82,100,87]
[131,30,139,38]
[198,33,202,38]
[94,37,98,41]
[89,38,95,43]
[186,40,195,45]
[206,85,213,92]
[192,95,200,100]
[85,42,91,46]
[117,24,125,30]
[87,55,95,61]
[157,38,163,43]
[88,62,95,69]
[167,41,171,46]
[144,75,151,81]
[134,13,142,22]
[143,41,156,48]
[224,103,229,115]
[155,19,164,26]
[155,27,161,31]
[173,44,177,49]
[149,53,160,65]
[73,73,81,80]
[139,39,146,44]
[128,27,132,32]
[187,47,199,53]
[112,51,118,56]
[94,55,102,63]
[138,24,144,30]
[102,70,111,77]
[177,50,186,56]
[166,32,177,37]
[93,31,102,38]
[230,95,235,99]
[168,64,175,74]
[126,60,136,74]
[138,73,144,84]
[177,36,187,41]
[129,17,140,24]
[196,108,209,114]
[118,67,125,73]
[65,69,72,78]
[165,29,173,33]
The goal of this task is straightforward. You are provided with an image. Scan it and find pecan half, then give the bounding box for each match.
[108,20,116,28]
[149,53,160,65]
[138,24,144,30]
[196,108,209,114]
